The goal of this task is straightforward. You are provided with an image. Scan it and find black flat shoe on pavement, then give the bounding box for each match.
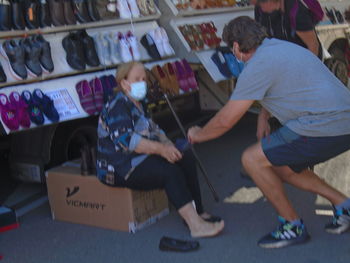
[159,236,200,252]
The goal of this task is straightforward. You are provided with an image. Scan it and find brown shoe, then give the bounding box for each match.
[162,63,180,95]
[136,0,148,16]
[48,0,65,26]
[151,65,171,96]
[96,0,119,20]
[63,0,76,25]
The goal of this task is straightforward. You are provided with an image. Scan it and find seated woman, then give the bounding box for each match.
[96,62,224,238]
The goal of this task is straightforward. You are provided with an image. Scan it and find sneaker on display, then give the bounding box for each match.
[93,33,110,66]
[158,27,175,57]
[21,90,45,126]
[117,0,131,19]
[0,0,12,31]
[325,207,350,234]
[258,216,310,249]
[126,31,141,61]
[127,0,140,18]
[118,32,132,62]
[0,62,7,82]
[32,89,60,123]
[1,40,27,80]
[77,30,100,67]
[62,32,86,71]
[105,32,120,64]
[31,34,54,73]
[20,38,43,77]
[148,28,165,57]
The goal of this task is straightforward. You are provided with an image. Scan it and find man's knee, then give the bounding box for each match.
[241,143,269,171]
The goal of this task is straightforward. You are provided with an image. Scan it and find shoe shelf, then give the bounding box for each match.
[167,10,253,82]
[0,11,162,40]
[0,21,171,88]
[0,69,115,135]
[163,0,253,17]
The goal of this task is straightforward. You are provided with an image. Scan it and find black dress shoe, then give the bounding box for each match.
[32,34,54,73]
[77,29,100,67]
[62,32,86,70]
[63,0,76,25]
[72,0,91,23]
[11,0,26,30]
[0,0,12,31]
[48,0,65,26]
[23,0,40,29]
[38,0,52,27]
[0,62,7,83]
[86,0,100,21]
[159,236,200,252]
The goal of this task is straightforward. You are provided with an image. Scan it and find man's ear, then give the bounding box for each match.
[233,42,240,52]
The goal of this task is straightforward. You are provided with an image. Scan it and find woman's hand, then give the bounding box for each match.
[159,144,182,163]
[187,126,202,144]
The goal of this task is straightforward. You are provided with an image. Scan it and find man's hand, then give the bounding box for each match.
[159,144,182,163]
[187,126,202,144]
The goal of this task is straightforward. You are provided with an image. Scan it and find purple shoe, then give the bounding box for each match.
[0,93,19,131]
[89,77,104,113]
[181,59,198,91]
[9,91,31,128]
[173,60,190,93]
[76,79,96,115]
[21,90,44,125]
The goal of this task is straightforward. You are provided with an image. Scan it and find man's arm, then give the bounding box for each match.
[296,30,319,57]
[188,99,254,143]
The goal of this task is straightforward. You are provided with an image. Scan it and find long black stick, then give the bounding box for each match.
[163,94,219,202]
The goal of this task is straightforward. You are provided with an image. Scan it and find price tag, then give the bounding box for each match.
[45,89,80,120]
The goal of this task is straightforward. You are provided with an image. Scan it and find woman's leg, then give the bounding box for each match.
[177,150,204,214]
[124,155,224,237]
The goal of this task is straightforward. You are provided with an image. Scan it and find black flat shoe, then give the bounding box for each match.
[159,236,200,252]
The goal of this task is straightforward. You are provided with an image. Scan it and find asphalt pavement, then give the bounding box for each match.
[1,113,349,263]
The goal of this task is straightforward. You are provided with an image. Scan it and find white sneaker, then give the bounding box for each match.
[126,31,141,61]
[117,0,132,19]
[158,27,175,56]
[127,0,140,18]
[148,28,165,57]
[93,33,112,66]
[105,32,120,65]
[118,32,133,62]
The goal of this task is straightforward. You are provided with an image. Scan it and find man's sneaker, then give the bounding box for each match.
[1,40,27,80]
[325,207,350,234]
[32,34,54,73]
[20,38,43,77]
[118,32,132,63]
[93,32,112,66]
[258,217,310,249]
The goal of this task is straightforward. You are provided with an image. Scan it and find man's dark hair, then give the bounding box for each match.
[222,16,268,53]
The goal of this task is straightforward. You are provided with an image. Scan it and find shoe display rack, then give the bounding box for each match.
[0,3,181,134]
[160,0,254,83]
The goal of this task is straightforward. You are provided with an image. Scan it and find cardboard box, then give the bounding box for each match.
[46,162,169,233]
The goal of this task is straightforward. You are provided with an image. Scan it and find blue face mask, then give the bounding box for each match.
[129,81,147,101]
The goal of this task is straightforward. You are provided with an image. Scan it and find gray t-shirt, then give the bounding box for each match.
[230,38,350,137]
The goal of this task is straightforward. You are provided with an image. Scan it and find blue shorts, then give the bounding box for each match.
[261,126,350,173]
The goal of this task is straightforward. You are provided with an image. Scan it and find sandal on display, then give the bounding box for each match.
[0,93,19,131]
[151,65,171,95]
[190,0,206,9]
[9,92,31,129]
[136,0,149,16]
[21,90,44,125]
[89,77,104,112]
[76,79,97,115]
[32,89,60,123]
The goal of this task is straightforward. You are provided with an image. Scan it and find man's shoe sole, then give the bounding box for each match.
[258,234,310,249]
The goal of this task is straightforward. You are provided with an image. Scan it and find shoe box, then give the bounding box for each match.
[45,160,169,233]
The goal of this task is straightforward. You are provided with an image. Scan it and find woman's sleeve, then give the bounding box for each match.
[105,100,142,153]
